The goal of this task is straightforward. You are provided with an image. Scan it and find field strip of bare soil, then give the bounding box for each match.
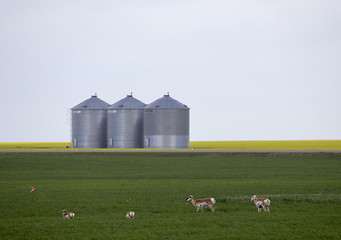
[1,150,341,153]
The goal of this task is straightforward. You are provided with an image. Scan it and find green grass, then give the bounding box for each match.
[0,152,340,239]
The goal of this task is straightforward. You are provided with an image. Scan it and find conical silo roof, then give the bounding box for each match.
[145,94,189,109]
[71,95,110,110]
[108,95,146,109]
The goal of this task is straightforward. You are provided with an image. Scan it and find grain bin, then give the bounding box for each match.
[107,94,146,148]
[143,94,190,149]
[71,95,110,148]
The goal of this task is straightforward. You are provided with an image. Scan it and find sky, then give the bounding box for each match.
[1,0,340,142]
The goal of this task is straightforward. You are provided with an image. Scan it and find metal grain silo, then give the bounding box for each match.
[143,94,190,149]
[107,94,146,148]
[71,95,110,148]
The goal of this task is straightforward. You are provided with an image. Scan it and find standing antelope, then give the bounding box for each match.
[125,211,135,219]
[251,195,270,213]
[186,195,216,212]
[62,208,75,219]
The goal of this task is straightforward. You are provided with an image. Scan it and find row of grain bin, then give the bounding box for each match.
[71,94,190,149]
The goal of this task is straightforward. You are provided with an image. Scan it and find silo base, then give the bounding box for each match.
[144,135,189,149]
[72,137,107,148]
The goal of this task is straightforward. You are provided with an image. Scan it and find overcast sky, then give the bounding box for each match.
[1,0,340,142]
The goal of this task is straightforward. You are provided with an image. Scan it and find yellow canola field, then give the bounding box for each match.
[190,140,341,150]
[0,142,71,151]
[0,140,340,151]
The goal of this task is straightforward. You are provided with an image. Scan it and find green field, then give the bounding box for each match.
[0,152,340,239]
[0,140,340,151]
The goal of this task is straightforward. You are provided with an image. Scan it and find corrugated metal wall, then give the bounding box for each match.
[72,109,108,148]
[143,109,189,149]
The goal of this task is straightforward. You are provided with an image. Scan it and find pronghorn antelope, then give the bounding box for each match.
[186,195,216,212]
[125,211,135,219]
[62,208,75,219]
[251,195,270,213]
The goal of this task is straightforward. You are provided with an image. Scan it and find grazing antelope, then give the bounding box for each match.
[125,211,135,219]
[186,195,216,212]
[62,208,75,219]
[251,195,270,213]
